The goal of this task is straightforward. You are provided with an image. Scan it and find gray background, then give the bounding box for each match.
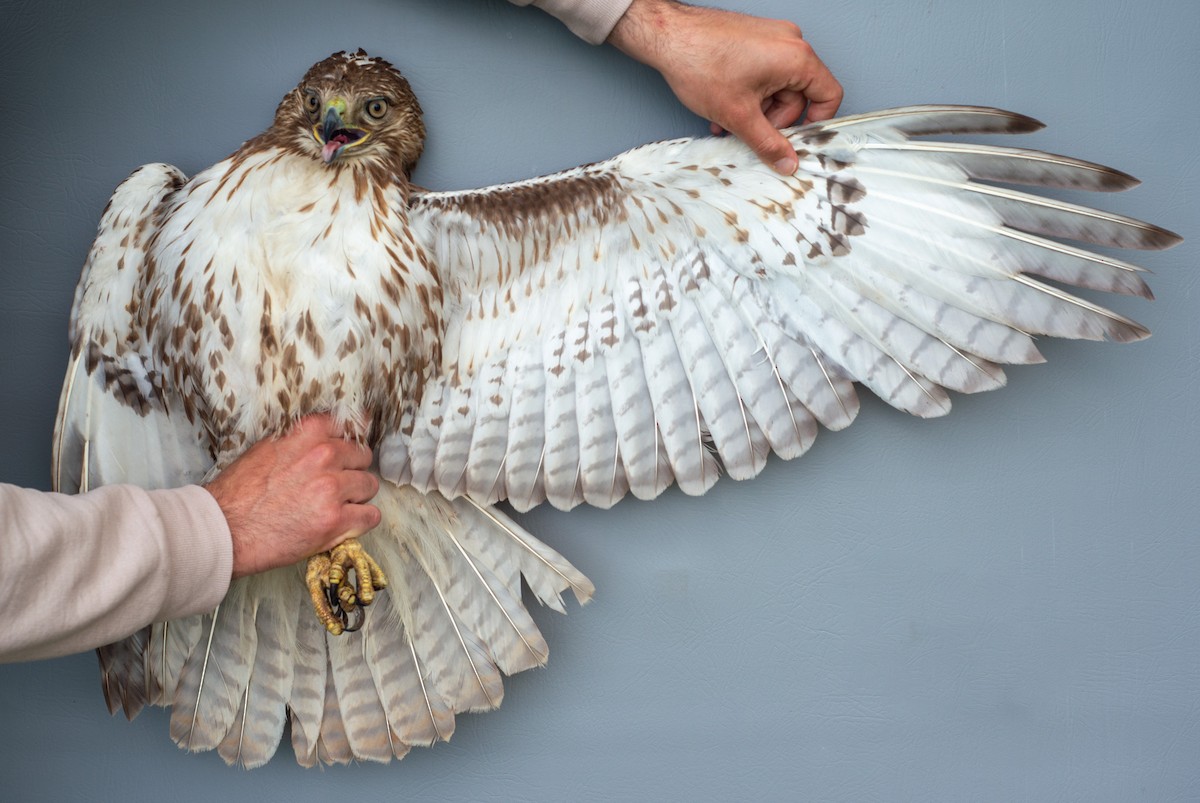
[1,0,1197,799]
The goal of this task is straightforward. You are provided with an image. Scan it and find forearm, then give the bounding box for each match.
[605,0,676,66]
[508,0,633,44]
[0,483,232,662]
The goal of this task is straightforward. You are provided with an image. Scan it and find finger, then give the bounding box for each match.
[728,109,798,174]
[340,469,380,504]
[797,64,843,123]
[319,500,381,552]
[764,88,808,129]
[331,502,382,546]
[335,439,375,471]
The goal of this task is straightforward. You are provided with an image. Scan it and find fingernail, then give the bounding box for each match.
[773,156,797,174]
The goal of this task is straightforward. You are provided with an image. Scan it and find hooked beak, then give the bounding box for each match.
[313,99,369,164]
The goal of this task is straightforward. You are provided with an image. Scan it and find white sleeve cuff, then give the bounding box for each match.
[510,0,635,44]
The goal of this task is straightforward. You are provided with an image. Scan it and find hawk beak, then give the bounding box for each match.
[313,99,369,164]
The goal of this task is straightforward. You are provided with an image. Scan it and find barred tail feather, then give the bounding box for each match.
[315,651,354,765]
[217,593,297,768]
[169,598,257,751]
[98,628,151,719]
[98,480,590,767]
[288,603,328,767]
[145,615,205,707]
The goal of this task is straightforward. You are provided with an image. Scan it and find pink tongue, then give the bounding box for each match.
[322,139,343,163]
[321,133,354,163]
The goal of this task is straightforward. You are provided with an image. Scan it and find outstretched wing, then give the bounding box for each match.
[53,161,213,496]
[381,105,1180,512]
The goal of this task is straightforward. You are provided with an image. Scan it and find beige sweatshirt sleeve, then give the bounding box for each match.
[0,483,232,662]
[508,0,634,44]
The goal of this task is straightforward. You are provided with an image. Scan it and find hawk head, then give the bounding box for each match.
[269,50,426,176]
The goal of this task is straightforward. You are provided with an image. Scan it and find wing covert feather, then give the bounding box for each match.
[53,162,213,496]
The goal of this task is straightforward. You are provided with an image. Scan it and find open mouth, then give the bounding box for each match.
[327,128,366,148]
[316,123,370,163]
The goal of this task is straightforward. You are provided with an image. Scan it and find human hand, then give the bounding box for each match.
[608,0,843,174]
[204,413,381,579]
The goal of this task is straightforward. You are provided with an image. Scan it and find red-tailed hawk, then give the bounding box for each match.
[53,49,1180,767]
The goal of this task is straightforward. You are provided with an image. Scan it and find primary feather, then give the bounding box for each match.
[53,50,1178,766]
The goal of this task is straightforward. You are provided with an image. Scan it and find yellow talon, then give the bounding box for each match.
[305,553,343,635]
[304,538,388,636]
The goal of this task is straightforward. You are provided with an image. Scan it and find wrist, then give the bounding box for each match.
[607,0,680,70]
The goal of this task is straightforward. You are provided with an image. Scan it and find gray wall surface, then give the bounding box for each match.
[1,0,1196,799]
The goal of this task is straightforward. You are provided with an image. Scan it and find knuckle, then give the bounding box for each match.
[310,473,340,500]
[308,441,339,467]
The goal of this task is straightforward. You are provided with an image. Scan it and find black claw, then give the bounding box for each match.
[323,566,369,635]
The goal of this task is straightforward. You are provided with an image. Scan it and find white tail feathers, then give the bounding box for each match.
[98,482,591,768]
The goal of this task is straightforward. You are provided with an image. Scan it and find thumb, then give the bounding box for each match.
[730,111,797,174]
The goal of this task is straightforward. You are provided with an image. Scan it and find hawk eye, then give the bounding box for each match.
[303,91,320,115]
[366,98,389,120]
